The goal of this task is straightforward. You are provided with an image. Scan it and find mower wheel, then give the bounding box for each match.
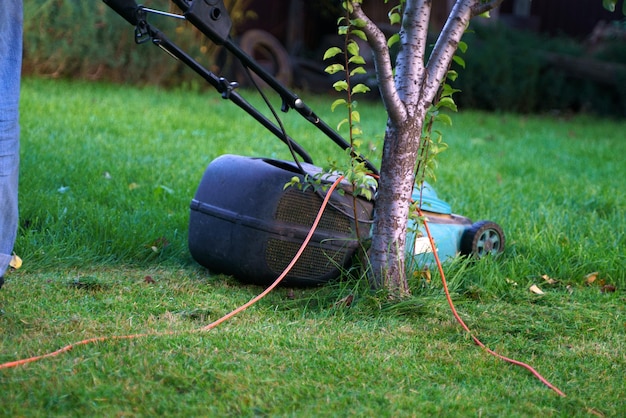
[238,29,293,88]
[460,220,505,258]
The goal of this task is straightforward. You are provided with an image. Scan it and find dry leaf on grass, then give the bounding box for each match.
[586,407,605,417]
[505,278,518,286]
[600,284,616,293]
[529,284,545,295]
[584,271,599,284]
[9,254,22,270]
[334,294,354,308]
[541,274,558,284]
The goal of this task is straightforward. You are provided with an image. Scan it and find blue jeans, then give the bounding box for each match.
[0,2,22,278]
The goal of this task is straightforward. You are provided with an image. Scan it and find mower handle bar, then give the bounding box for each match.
[104,0,379,175]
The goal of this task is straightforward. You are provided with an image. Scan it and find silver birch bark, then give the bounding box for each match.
[352,0,505,295]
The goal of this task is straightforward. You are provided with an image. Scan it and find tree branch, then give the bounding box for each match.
[424,0,505,99]
[395,0,432,116]
[423,0,473,105]
[352,2,407,124]
[470,0,506,17]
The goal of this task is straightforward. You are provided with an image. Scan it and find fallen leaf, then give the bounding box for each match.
[585,272,599,285]
[541,274,558,284]
[505,278,518,286]
[128,182,140,190]
[9,254,22,270]
[529,284,545,295]
[144,276,155,284]
[146,237,170,253]
[334,294,354,308]
[586,407,605,417]
[600,284,616,293]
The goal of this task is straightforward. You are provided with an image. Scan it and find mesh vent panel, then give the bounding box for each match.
[266,239,345,279]
[275,189,351,234]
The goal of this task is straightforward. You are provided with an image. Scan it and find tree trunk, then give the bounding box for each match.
[353,0,505,296]
[367,117,422,296]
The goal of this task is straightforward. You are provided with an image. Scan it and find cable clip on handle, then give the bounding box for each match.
[134,8,151,44]
[218,77,239,99]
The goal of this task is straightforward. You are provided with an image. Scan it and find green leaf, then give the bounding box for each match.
[349,55,366,65]
[283,176,300,190]
[359,188,373,201]
[435,113,453,126]
[338,26,349,36]
[337,118,349,131]
[387,33,400,48]
[352,29,367,41]
[437,97,458,112]
[388,11,401,25]
[323,47,343,60]
[446,69,458,82]
[350,67,367,76]
[452,54,466,69]
[603,0,616,12]
[331,98,347,112]
[352,83,371,94]
[351,110,361,123]
[325,64,345,74]
[347,40,360,56]
[350,18,366,28]
[441,83,461,97]
[333,80,349,92]
[458,40,468,54]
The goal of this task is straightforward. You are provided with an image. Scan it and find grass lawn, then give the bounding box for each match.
[0,78,624,416]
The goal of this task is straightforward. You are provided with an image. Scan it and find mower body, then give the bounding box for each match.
[188,154,374,287]
[407,183,469,265]
[189,155,504,286]
[407,183,505,266]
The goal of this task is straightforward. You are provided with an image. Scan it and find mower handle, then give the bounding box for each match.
[172,0,379,175]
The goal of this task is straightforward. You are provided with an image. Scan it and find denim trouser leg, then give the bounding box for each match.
[0,2,23,278]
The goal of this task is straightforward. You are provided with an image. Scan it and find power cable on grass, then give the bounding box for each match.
[0,176,567,399]
[419,208,566,397]
[0,177,344,371]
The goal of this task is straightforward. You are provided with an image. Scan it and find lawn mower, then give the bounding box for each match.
[104,0,505,286]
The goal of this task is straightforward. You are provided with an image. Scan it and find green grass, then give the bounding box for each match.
[0,78,624,416]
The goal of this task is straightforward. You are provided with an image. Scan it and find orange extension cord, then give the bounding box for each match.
[0,176,566,397]
[0,176,344,371]
[419,208,566,397]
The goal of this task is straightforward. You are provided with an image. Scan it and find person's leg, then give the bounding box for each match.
[0,1,23,285]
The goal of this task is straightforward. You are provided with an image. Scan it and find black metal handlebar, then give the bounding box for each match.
[103,0,379,175]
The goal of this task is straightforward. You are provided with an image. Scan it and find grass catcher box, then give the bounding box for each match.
[188,154,374,286]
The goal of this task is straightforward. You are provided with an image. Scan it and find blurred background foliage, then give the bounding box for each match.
[23,0,253,87]
[453,21,626,116]
[22,1,626,116]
